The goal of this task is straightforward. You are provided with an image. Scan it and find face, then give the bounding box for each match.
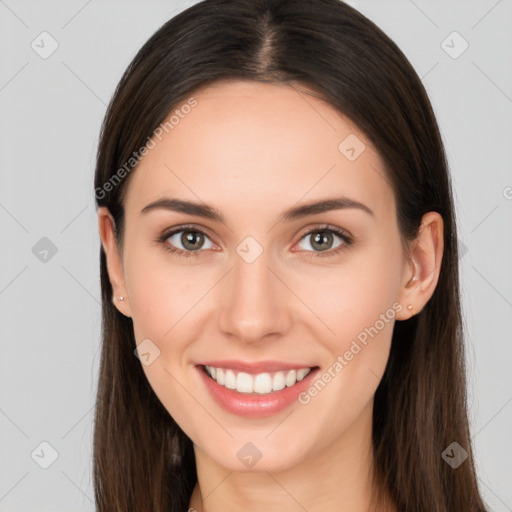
[100,79,418,473]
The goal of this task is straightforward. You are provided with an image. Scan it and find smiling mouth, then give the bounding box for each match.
[201,364,319,395]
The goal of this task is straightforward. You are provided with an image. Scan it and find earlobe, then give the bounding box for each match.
[98,207,132,318]
[111,295,132,318]
[396,211,444,320]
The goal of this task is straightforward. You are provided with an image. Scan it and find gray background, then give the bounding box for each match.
[0,0,511,510]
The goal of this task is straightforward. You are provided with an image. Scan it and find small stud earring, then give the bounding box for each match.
[407,304,413,311]
[118,296,125,302]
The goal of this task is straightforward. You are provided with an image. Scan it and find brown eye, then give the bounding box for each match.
[310,231,336,251]
[161,227,215,256]
[178,231,206,251]
[301,227,352,256]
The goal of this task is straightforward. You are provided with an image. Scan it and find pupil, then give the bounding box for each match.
[183,231,203,250]
[312,232,332,251]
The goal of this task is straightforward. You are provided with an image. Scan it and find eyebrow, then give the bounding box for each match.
[140,196,375,223]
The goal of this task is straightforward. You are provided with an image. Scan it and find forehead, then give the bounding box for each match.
[123,79,394,224]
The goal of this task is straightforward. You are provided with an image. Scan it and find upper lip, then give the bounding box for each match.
[197,360,317,374]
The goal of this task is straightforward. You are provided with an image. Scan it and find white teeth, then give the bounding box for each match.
[285,370,297,387]
[272,371,286,391]
[225,369,236,390]
[216,367,225,385]
[296,368,309,381]
[254,373,272,394]
[204,365,312,395]
[236,372,253,393]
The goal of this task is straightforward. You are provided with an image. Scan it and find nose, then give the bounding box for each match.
[217,247,293,344]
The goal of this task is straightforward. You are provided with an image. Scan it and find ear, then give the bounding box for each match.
[395,211,444,320]
[97,206,132,318]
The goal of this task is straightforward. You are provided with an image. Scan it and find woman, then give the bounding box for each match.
[93,0,489,510]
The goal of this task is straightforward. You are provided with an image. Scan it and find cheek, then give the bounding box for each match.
[124,243,216,388]
[301,244,402,401]
[301,244,402,346]
[124,242,195,339]
[124,247,203,428]
[294,278,399,450]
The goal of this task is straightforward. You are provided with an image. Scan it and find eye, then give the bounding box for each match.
[157,225,215,258]
[294,225,353,257]
[156,223,353,259]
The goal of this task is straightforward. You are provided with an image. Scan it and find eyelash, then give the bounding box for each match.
[156,223,353,259]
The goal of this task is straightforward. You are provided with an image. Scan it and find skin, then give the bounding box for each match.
[98,79,443,512]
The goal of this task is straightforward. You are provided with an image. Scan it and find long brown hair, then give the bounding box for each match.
[93,1,489,510]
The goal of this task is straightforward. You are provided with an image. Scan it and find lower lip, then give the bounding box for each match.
[197,365,319,418]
